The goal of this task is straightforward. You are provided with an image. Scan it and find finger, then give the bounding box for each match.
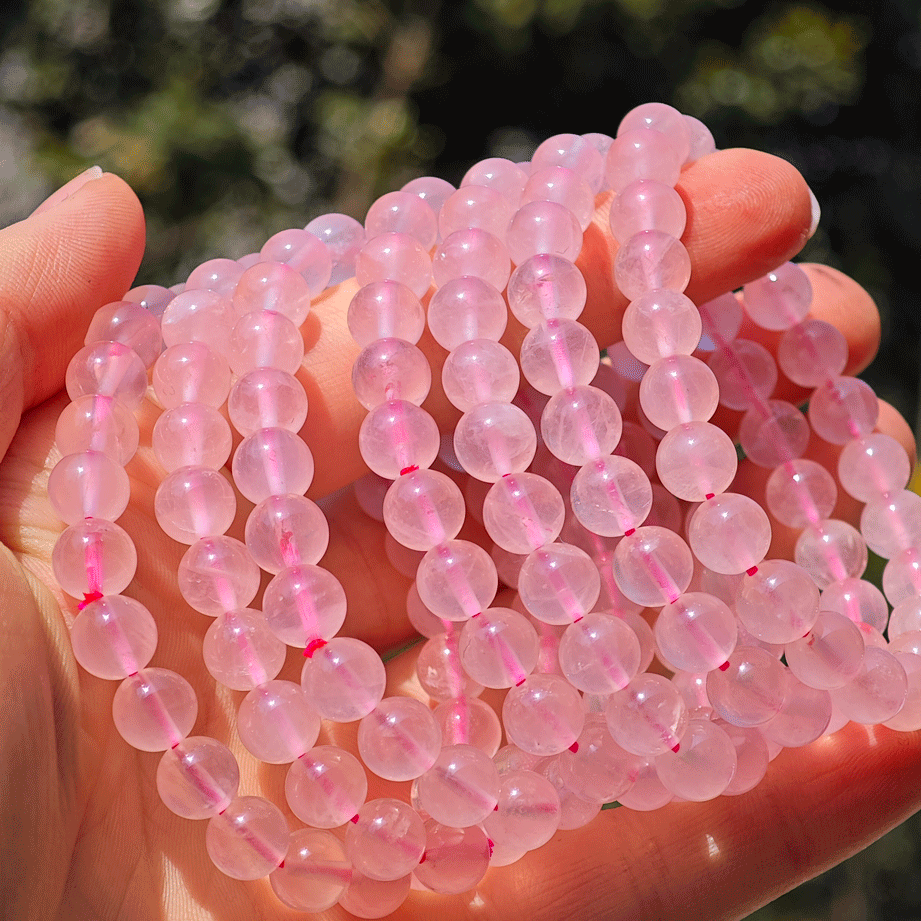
[0,172,145,460]
[302,148,815,498]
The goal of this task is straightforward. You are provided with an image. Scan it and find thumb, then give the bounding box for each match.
[0,170,146,459]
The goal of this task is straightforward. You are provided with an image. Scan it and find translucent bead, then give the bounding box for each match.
[884,548,921,606]
[518,543,600,625]
[66,341,147,410]
[656,421,737,502]
[438,185,514,240]
[85,300,162,367]
[383,468,465,551]
[861,489,921,558]
[619,102,691,162]
[533,133,606,192]
[609,179,686,243]
[570,455,652,538]
[884,643,921,732]
[52,518,137,599]
[286,745,368,829]
[606,673,687,756]
[357,697,442,781]
[346,799,425,881]
[742,262,813,331]
[432,228,511,291]
[228,368,307,436]
[232,428,314,503]
[795,520,868,589]
[785,610,864,690]
[760,671,831,747]
[706,646,787,727]
[262,564,345,646]
[541,385,622,466]
[55,394,139,465]
[229,309,304,375]
[832,646,908,724]
[157,736,240,819]
[416,743,500,829]
[503,674,585,755]
[233,261,314,327]
[352,338,431,410]
[338,870,411,918]
[305,212,365,286]
[203,609,286,691]
[301,637,386,721]
[153,341,230,409]
[707,339,777,412]
[614,231,691,300]
[738,400,810,468]
[206,795,288,880]
[71,594,157,679]
[123,283,174,316]
[269,828,351,912]
[889,597,921,638]
[49,451,130,525]
[821,578,888,632]
[348,280,425,347]
[161,288,236,355]
[621,289,700,365]
[365,190,437,249]
[153,403,232,472]
[654,719,736,801]
[441,340,518,413]
[459,607,539,688]
[766,458,837,528]
[112,667,198,751]
[416,631,484,701]
[356,232,432,299]
[612,526,693,607]
[177,536,261,616]
[778,318,848,387]
[506,200,582,266]
[839,433,911,502]
[808,376,879,444]
[482,473,565,554]
[427,277,507,350]
[522,165,594,230]
[582,131,614,159]
[558,612,642,694]
[359,401,440,478]
[687,493,771,575]
[520,319,600,395]
[434,697,500,753]
[639,355,719,430]
[245,495,330,574]
[556,717,639,803]
[454,402,537,481]
[155,466,236,544]
[615,758,673,811]
[735,559,819,644]
[683,114,716,162]
[416,539,498,621]
[655,592,737,672]
[696,292,743,353]
[720,723,769,796]
[605,128,683,193]
[507,262,587,346]
[186,257,245,298]
[413,821,490,894]
[462,156,529,204]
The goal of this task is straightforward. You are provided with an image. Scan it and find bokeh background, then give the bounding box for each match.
[2,0,920,917]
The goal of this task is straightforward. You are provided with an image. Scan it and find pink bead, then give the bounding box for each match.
[569,455,652,537]
[889,597,921,638]
[459,607,539,688]
[365,190,437,249]
[821,578,888,632]
[413,821,490,894]
[656,421,737,502]
[123,283,174,316]
[305,212,365,286]
[462,156,528,205]
[654,592,737,672]
[154,466,236,544]
[186,257,245,298]
[614,758,672,811]
[401,175,456,217]
[687,493,771,575]
[431,227,511,291]
[237,680,321,762]
[506,254,587,328]
[760,673,831,747]
[229,368,307,436]
[49,451,130,525]
[609,179,686,243]
[153,341,231,408]
[345,799,425,881]
[706,646,787,727]
[720,723,769,796]
[439,184,514,240]
[766,458,837,528]
[416,539,498,621]
[506,200,582,266]
[520,319,600,395]
[683,114,716,162]
[66,341,147,409]
[229,309,304,375]
[557,717,639,803]
[518,543,600,625]
[503,673,585,755]
[70,594,157,679]
[795,519,868,588]
[884,548,921,606]
[232,427,314,503]
[621,289,701,364]
[654,719,736,801]
[269,828,352,912]
[605,128,683,193]
[735,559,819,644]
[606,672,687,756]
[785,610,864,690]
[612,526,693,606]
[55,394,139,465]
[434,697,500,753]
[338,871,411,918]
[861,489,921,558]
[383,468,465,551]
[348,280,425,347]
[301,637,386,721]
[839,433,911,502]
[557,612,642,694]
[696,291,743,353]
[482,768,560,851]
[85,300,162,368]
[177,536,261,616]
[112,667,198,751]
[416,744,500,827]
[522,165,594,230]
[246,495,329,574]
[742,262,813,331]
[482,473,565,554]
[206,795,289,880]
[161,288,236,354]
[52,518,137,599]
[359,401,440,478]
[618,103,691,163]
[427,276,507,350]
[738,400,810,468]
[453,402,537,481]
[232,262,313,328]
[156,736,240,819]
[639,355,719,430]
[582,132,615,159]
[832,646,908,724]
[260,230,334,298]
[884,644,921,731]
[442,339,519,412]
[286,745,368,828]
[263,563,346,645]
[352,337,431,410]
[416,631,483,701]
[708,338,778,412]
[540,384,622,466]
[357,697,441,781]
[808,376,879,444]
[777,318,848,387]
[533,133,606,193]
[614,230,691,300]
[236,254,260,269]
[203,609,286,690]
[356,232,432,299]
[152,403,232,472]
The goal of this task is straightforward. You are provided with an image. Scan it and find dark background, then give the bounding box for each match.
[2,0,920,916]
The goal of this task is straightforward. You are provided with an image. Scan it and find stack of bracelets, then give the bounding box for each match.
[47,102,921,916]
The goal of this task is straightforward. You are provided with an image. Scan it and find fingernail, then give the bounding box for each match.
[807,187,821,238]
[31,165,104,217]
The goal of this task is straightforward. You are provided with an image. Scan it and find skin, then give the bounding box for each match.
[0,151,918,921]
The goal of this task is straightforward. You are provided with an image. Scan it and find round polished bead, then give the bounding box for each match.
[434,697,500,753]
[683,114,716,161]
[71,594,157,680]
[305,212,365,285]
[619,102,691,161]
[697,292,743,353]
[522,165,594,230]
[839,433,911,503]
[203,609,286,691]
[365,190,437,249]
[557,716,639,803]
[301,637,387,722]
[416,744,501,827]
[153,403,233,472]
[621,289,700,364]
[742,262,812,331]
[832,646,908,724]
[656,421,737,502]
[154,466,236,544]
[614,758,672,812]
[427,277,507,350]
[706,646,787,727]
[85,300,162,367]
[286,745,368,828]
[454,402,537,482]
[263,564,347,646]
[785,610,864,690]
[156,736,240,819]
[687,493,772,575]
[416,631,484,701]
[506,200,582,266]
[538,757,603,828]
[245,495,330,573]
[206,795,289,880]
[442,339,519,412]
[55,394,139,466]
[605,128,682,192]
[352,338,431,410]
[416,539,498,621]
[720,724,769,796]
[228,368,307,436]
[153,341,231,409]
[177,535,261,616]
[507,254,587,328]
[639,355,719,430]
[614,231,691,300]
[735,559,819,644]
[503,674,585,756]
[462,156,529,204]
[112,667,198,751]
[884,643,921,732]
[541,384,622,466]
[161,288,236,354]
[339,870,411,918]
[383,468,465,551]
[345,799,426,882]
[766,458,837,528]
[123,283,174,316]
[570,454,653,537]
[482,473,565,554]
[884,548,921,606]
[229,309,304,375]
[359,400,440,478]
[233,261,313,327]
[609,179,686,243]
[889,597,921,638]
[356,232,432,299]
[232,428,314,503]
[261,230,333,296]
[518,542,600,625]
[557,613,642,694]
[348,281,425,347]
[520,319,600,395]
[795,520,868,589]
[777,318,848,387]
[655,592,737,673]
[459,607,539,688]
[439,185,514,240]
[738,400,810,468]
[760,672,832,748]
[654,719,736,801]
[67,341,147,409]
[606,672,687,756]
[358,697,442,781]
[809,377,879,444]
[612,526,694,607]
[431,227,511,291]
[482,768,560,851]
[533,133,606,192]
[49,451,130,525]
[269,828,352,912]
[413,820,490,895]
[861,490,921,559]
[821,578,889,632]
[707,339,777,412]
[186,257,244,298]
[53,518,137,599]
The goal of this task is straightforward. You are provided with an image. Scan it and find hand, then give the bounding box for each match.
[1,152,917,921]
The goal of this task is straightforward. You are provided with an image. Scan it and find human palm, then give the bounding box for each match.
[2,156,920,921]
